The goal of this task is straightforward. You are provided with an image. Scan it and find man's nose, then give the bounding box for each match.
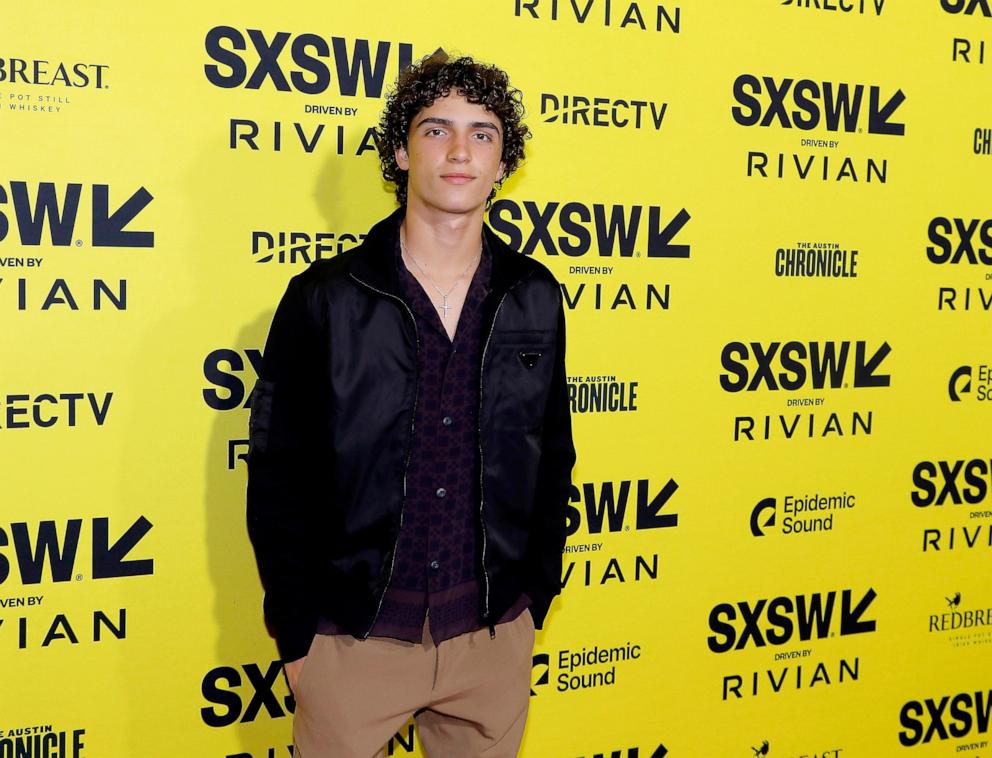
[447,131,470,161]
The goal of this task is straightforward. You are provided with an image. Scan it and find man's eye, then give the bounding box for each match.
[426,128,445,136]
[474,132,493,141]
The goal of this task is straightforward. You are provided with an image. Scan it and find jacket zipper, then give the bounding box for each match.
[348,272,420,640]
[477,287,513,633]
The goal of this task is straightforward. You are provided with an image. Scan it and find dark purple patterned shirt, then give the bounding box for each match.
[317,232,527,643]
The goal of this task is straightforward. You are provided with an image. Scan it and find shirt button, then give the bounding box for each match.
[430,560,440,570]
[436,487,447,498]
[442,416,453,426]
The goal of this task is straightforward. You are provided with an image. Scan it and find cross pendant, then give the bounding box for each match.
[440,295,451,319]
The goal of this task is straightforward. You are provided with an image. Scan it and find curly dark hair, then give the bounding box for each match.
[375,51,531,206]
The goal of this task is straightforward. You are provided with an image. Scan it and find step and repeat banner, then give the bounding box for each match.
[2,1,990,756]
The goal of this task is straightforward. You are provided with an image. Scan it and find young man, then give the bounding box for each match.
[246,52,576,758]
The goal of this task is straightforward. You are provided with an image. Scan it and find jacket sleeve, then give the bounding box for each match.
[246,274,326,663]
[523,291,577,629]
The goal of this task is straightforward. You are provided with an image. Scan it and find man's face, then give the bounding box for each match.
[395,92,506,216]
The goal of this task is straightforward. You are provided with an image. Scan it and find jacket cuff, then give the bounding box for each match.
[270,611,318,663]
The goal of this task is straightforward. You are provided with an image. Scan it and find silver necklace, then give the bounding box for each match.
[400,231,481,320]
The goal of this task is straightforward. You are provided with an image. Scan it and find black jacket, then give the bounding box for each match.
[246,207,576,662]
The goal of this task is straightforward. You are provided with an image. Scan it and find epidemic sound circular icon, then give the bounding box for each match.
[949,366,972,401]
[752,740,770,756]
[750,498,776,536]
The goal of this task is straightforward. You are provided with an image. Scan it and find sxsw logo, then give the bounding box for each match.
[731,75,905,135]
[203,348,262,411]
[0,181,154,248]
[941,0,992,15]
[899,689,992,746]
[720,341,891,392]
[539,93,668,130]
[577,745,668,758]
[911,458,992,506]
[0,517,153,584]
[707,588,877,653]
[203,26,414,96]
[201,660,295,727]
[488,200,690,258]
[927,217,992,266]
[565,479,679,537]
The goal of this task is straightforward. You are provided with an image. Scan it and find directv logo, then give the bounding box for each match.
[539,94,668,130]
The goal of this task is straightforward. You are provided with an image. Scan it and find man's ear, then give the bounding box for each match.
[497,160,506,183]
[395,145,410,171]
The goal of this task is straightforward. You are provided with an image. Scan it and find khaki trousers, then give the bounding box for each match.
[292,610,535,758]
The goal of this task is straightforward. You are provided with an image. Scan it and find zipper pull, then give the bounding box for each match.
[489,623,496,639]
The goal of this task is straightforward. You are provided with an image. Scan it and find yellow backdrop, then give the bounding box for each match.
[2,1,990,756]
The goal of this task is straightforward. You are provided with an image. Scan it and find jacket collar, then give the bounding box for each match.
[349,206,533,298]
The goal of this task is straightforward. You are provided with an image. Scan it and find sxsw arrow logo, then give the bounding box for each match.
[565,479,680,537]
[732,75,906,136]
[488,200,691,259]
[868,87,905,136]
[853,341,891,387]
[708,588,877,652]
[0,516,154,584]
[0,181,154,248]
[579,745,668,758]
[646,207,690,258]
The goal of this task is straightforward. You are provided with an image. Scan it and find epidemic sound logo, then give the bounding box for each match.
[707,588,877,653]
[539,93,668,130]
[0,725,86,758]
[512,0,682,33]
[949,365,992,401]
[720,340,891,392]
[781,0,884,14]
[252,229,365,263]
[0,58,108,88]
[0,517,153,585]
[530,640,644,695]
[731,75,905,136]
[0,181,154,248]
[489,199,690,258]
[749,492,855,537]
[911,458,992,507]
[899,688,992,746]
[203,27,414,96]
[941,0,992,15]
